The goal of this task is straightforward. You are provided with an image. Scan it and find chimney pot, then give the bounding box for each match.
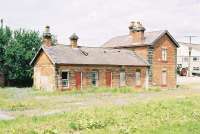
[129,21,145,43]
[69,33,79,48]
[42,25,52,47]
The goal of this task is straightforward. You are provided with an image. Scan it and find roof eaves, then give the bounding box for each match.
[150,30,179,47]
[30,46,43,66]
[133,52,150,66]
[30,46,55,66]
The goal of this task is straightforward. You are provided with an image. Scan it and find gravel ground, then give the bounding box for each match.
[0,111,14,120]
[177,75,200,84]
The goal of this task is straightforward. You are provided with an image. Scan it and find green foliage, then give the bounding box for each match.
[4,29,41,86]
[0,24,41,86]
[0,26,12,72]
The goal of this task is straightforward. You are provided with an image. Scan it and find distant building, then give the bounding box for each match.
[177,42,200,76]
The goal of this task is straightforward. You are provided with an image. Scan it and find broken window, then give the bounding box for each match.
[91,71,98,86]
[61,72,69,87]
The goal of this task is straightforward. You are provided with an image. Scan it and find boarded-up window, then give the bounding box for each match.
[136,69,141,86]
[120,71,126,86]
[162,70,167,85]
[62,72,69,87]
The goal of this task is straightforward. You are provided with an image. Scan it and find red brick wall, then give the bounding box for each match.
[57,65,147,90]
[152,34,177,88]
[129,46,148,60]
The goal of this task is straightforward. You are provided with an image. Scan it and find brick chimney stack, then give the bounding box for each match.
[129,21,145,43]
[69,33,79,48]
[43,26,52,47]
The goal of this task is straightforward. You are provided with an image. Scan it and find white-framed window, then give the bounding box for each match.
[162,70,167,86]
[91,71,98,86]
[193,57,199,62]
[61,71,69,88]
[193,67,200,71]
[135,69,141,86]
[120,71,126,86]
[162,48,167,61]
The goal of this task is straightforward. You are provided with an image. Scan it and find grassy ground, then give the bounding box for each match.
[0,85,200,134]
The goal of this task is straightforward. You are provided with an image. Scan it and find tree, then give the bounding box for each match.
[0,26,12,72]
[4,29,41,86]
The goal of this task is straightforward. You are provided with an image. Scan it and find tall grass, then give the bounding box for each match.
[0,96,200,134]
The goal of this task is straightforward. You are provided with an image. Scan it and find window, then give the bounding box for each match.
[193,57,199,61]
[91,71,98,86]
[120,71,126,86]
[193,67,200,71]
[61,72,69,87]
[135,69,141,86]
[162,48,167,61]
[162,70,167,86]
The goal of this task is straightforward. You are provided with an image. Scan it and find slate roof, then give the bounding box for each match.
[103,30,179,48]
[30,45,148,66]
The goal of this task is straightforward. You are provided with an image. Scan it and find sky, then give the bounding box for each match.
[0,0,200,46]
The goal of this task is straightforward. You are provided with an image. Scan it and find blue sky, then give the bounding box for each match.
[0,0,200,46]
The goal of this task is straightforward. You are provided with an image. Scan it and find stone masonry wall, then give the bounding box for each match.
[56,65,147,90]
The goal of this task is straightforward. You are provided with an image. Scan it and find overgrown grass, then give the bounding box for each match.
[1,95,200,134]
[33,86,139,96]
[0,87,139,112]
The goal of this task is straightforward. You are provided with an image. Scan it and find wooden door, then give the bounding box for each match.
[106,72,112,87]
[75,72,82,89]
[162,71,167,86]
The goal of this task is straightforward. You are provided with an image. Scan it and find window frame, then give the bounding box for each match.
[193,67,200,71]
[161,48,168,61]
[161,69,167,86]
[135,69,141,86]
[61,71,70,88]
[120,71,126,87]
[193,57,199,62]
[91,71,99,87]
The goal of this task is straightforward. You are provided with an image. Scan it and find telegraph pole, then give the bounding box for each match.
[184,36,198,77]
